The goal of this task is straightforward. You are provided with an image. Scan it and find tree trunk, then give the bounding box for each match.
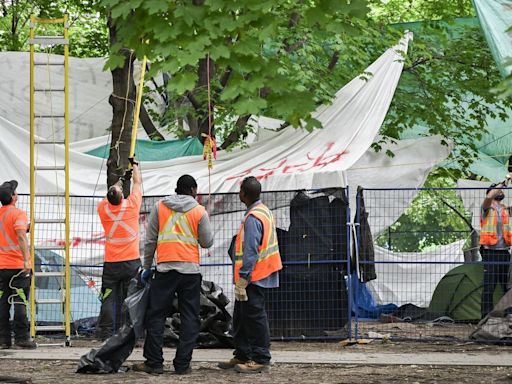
[196,57,214,143]
[107,17,135,196]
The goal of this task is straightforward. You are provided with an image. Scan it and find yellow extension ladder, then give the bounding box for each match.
[28,15,71,346]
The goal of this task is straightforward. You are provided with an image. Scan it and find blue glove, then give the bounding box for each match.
[140,269,153,285]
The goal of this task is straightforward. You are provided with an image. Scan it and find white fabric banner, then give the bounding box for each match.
[0,33,412,196]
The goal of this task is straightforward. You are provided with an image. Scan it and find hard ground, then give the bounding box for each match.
[1,340,512,383]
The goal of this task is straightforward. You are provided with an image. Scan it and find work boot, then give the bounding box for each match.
[234,360,270,374]
[175,366,192,375]
[132,362,163,375]
[14,340,37,349]
[218,357,247,370]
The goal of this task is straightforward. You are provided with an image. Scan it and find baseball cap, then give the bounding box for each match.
[0,180,18,205]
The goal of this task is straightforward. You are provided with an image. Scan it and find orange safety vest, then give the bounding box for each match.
[156,202,206,264]
[480,204,512,246]
[0,205,28,269]
[98,190,141,262]
[234,203,282,283]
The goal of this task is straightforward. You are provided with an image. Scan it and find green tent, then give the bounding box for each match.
[428,264,504,321]
[86,137,204,161]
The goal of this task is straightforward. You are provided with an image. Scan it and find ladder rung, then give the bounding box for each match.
[34,218,66,224]
[36,298,64,305]
[34,62,64,66]
[34,271,65,278]
[34,88,65,92]
[34,115,65,118]
[34,166,65,171]
[35,325,65,332]
[30,36,69,45]
[35,245,66,251]
[35,192,66,197]
[35,140,65,145]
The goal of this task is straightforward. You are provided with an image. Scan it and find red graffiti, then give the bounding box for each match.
[226,142,348,182]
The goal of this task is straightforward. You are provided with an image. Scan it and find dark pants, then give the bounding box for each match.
[481,248,511,318]
[232,284,271,364]
[143,270,201,372]
[96,259,140,339]
[0,269,31,345]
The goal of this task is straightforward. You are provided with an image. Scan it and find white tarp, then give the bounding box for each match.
[0,51,171,142]
[0,33,412,197]
[368,241,465,307]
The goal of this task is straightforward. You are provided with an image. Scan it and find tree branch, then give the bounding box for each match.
[220,68,232,87]
[186,91,201,110]
[220,115,252,149]
[139,102,165,141]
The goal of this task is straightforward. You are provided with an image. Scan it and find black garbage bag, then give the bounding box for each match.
[163,280,233,348]
[76,278,150,374]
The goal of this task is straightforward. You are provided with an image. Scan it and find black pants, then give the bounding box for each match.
[143,270,201,372]
[232,284,271,364]
[0,269,31,345]
[96,259,140,339]
[481,248,511,317]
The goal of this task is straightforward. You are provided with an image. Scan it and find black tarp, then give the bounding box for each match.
[269,191,349,337]
[77,278,149,373]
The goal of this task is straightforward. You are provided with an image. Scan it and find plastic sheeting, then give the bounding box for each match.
[473,0,512,77]
[0,52,168,142]
[77,278,149,374]
[86,137,204,161]
[367,241,465,307]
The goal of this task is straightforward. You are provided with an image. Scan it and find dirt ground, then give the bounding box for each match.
[2,341,512,383]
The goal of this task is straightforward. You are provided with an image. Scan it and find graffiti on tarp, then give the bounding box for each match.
[225,142,348,182]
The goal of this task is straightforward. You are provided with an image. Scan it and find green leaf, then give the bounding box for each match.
[168,72,198,93]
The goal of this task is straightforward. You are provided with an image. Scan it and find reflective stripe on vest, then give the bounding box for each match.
[0,206,20,252]
[480,205,512,246]
[104,200,138,244]
[156,202,204,264]
[234,203,282,283]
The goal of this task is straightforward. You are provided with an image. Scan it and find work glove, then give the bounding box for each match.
[121,169,133,182]
[140,268,153,286]
[234,278,249,302]
[128,156,139,166]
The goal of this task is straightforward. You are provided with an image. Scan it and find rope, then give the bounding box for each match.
[7,270,29,306]
[203,54,216,209]
[203,53,216,257]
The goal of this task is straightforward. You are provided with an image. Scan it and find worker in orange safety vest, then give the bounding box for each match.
[132,174,213,375]
[218,176,282,374]
[0,180,36,349]
[480,181,512,318]
[96,163,142,340]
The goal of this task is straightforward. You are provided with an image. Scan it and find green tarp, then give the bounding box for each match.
[473,0,512,78]
[394,17,512,181]
[86,137,204,161]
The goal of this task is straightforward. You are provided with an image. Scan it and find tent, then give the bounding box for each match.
[428,264,503,322]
